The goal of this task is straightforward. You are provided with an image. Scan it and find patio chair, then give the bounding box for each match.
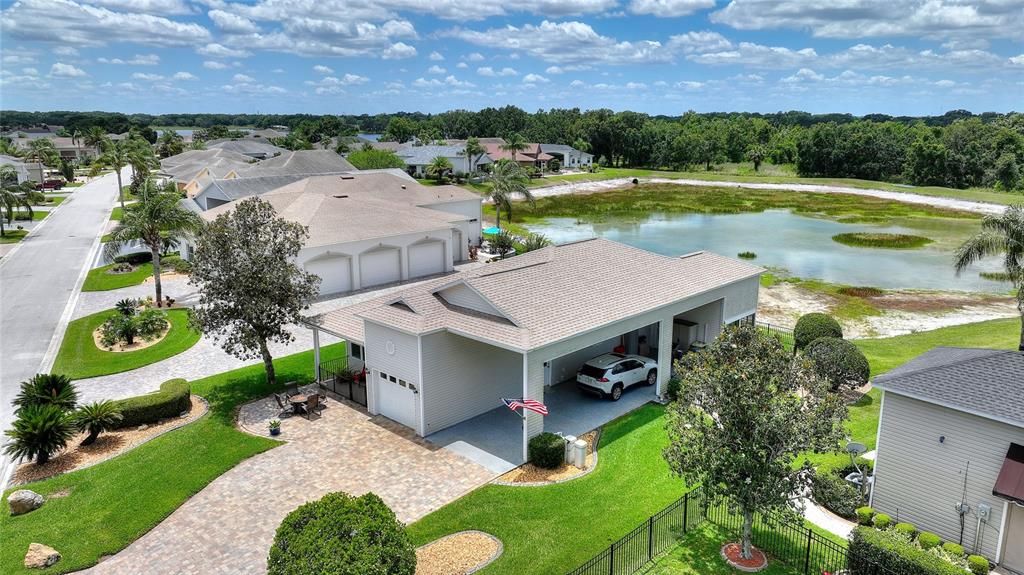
[305,394,320,420]
[312,393,327,414]
[273,393,292,417]
[284,382,299,398]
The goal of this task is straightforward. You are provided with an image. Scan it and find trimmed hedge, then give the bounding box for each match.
[848,526,965,575]
[114,251,153,265]
[894,522,917,537]
[811,469,864,519]
[804,337,871,391]
[872,513,892,529]
[113,378,191,429]
[267,491,415,575]
[941,542,964,557]
[528,432,565,469]
[794,312,843,350]
[855,506,875,525]
[967,555,989,575]
[666,378,681,402]
[918,532,941,550]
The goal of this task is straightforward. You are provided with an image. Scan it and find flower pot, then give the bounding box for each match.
[270,428,281,436]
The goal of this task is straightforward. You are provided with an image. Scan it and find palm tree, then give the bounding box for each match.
[463,136,486,176]
[501,132,528,166]
[426,156,454,182]
[13,373,79,413]
[104,179,202,307]
[954,205,1024,350]
[488,160,534,229]
[4,404,75,465]
[519,232,552,252]
[24,138,58,167]
[84,126,107,152]
[92,137,130,208]
[72,400,123,446]
[0,165,34,237]
[71,129,82,159]
[157,130,185,158]
[746,144,769,172]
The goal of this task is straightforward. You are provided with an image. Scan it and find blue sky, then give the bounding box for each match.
[1,0,1022,116]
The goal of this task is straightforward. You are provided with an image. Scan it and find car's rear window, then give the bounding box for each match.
[580,364,607,378]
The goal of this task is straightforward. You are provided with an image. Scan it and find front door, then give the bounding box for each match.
[1003,502,1024,572]
[376,371,418,431]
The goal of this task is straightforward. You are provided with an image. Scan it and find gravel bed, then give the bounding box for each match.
[415,531,502,575]
[497,430,598,485]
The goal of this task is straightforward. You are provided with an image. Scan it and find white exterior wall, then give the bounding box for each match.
[408,155,473,176]
[423,199,482,259]
[420,331,522,434]
[297,228,455,296]
[871,392,1024,561]
[362,321,421,420]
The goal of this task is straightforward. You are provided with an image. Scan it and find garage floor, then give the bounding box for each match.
[426,380,658,474]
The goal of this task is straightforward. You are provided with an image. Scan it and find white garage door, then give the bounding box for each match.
[377,371,417,430]
[305,255,352,295]
[408,240,445,279]
[359,246,401,288]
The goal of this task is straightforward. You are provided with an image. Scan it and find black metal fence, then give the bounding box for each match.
[566,485,897,575]
[757,320,796,350]
[318,358,367,407]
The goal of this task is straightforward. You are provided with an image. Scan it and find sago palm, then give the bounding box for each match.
[73,401,123,445]
[488,160,534,229]
[954,204,1024,350]
[426,156,453,182]
[13,373,79,413]
[104,179,202,307]
[4,404,75,465]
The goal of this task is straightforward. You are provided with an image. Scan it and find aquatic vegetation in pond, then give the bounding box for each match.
[831,233,934,249]
[737,251,757,259]
[979,271,1013,282]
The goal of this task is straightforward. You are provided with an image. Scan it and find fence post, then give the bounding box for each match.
[608,542,615,575]
[682,492,689,534]
[803,528,813,575]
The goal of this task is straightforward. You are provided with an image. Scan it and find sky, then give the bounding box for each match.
[1,0,1022,117]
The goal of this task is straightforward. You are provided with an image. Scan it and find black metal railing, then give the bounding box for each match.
[757,320,796,350]
[318,358,367,407]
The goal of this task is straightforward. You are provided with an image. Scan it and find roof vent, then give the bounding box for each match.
[340,175,355,180]
[332,194,349,199]
[400,185,406,189]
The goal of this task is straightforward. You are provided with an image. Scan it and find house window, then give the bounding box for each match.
[351,343,363,360]
[389,375,397,383]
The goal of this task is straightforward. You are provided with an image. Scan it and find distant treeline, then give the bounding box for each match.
[2,107,1022,189]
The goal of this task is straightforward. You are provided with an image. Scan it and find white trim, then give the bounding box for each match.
[869,390,887,508]
[996,499,1009,563]
[416,334,426,437]
[313,328,321,382]
[522,352,529,462]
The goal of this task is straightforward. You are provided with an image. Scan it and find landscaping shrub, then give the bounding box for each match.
[918,532,941,550]
[666,378,681,402]
[737,251,757,259]
[967,555,989,575]
[163,255,192,274]
[100,307,168,348]
[12,373,79,413]
[113,378,191,429]
[855,506,875,525]
[894,522,917,537]
[804,337,871,390]
[2,404,76,465]
[114,251,153,265]
[793,312,843,350]
[941,542,964,557]
[811,469,864,519]
[872,513,892,529]
[528,432,565,469]
[848,526,965,575]
[267,491,415,575]
[72,400,124,445]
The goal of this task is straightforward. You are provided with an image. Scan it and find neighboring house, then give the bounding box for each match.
[190,172,483,294]
[158,148,254,197]
[246,128,289,139]
[481,142,553,170]
[9,136,105,161]
[205,139,288,160]
[870,347,1024,570]
[397,145,492,177]
[232,149,355,178]
[304,238,761,467]
[540,144,593,169]
[0,155,43,183]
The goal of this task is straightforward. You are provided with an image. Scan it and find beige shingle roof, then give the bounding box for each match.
[307,238,762,351]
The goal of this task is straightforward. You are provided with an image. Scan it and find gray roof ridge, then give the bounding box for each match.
[875,347,1016,384]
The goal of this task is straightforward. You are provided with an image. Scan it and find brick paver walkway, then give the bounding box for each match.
[84,390,495,575]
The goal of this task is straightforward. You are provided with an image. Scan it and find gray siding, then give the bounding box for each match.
[363,321,420,414]
[421,331,522,434]
[872,392,1024,560]
[722,276,759,322]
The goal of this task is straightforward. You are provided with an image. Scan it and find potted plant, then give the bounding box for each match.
[269,419,281,436]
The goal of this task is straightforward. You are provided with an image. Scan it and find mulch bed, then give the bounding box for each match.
[415,531,502,575]
[497,430,598,485]
[12,395,206,485]
[721,542,768,572]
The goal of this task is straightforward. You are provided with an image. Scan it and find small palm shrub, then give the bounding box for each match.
[3,404,75,464]
[115,298,140,316]
[100,307,168,347]
[73,400,124,445]
[804,337,871,391]
[518,232,552,253]
[794,312,843,350]
[13,373,79,413]
[528,432,565,469]
[268,492,415,575]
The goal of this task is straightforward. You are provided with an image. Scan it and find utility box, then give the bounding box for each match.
[569,439,587,469]
[563,435,576,465]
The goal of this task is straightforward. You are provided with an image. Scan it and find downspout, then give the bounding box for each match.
[312,327,321,382]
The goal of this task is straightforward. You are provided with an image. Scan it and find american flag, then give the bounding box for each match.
[502,397,549,416]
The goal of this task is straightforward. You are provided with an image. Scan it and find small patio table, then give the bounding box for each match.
[289,395,308,415]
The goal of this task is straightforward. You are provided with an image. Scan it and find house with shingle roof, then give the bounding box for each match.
[304,238,761,471]
[397,144,492,177]
[870,347,1024,569]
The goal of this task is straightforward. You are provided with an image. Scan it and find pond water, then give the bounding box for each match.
[524,210,1008,293]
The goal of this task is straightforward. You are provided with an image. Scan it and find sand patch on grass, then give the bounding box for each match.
[415,531,502,575]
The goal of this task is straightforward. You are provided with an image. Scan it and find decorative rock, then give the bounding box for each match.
[137,424,148,431]
[24,543,61,569]
[8,490,44,516]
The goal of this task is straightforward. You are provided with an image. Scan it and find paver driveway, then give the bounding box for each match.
[85,390,496,575]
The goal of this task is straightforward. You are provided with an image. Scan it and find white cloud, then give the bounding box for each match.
[456,62,468,68]
[49,62,87,77]
[22,67,40,76]
[465,52,485,61]
[208,9,260,34]
[3,54,37,65]
[203,61,229,70]
[233,73,255,82]
[197,43,250,58]
[313,64,334,74]
[1010,54,1024,66]
[172,71,197,80]
[781,68,824,83]
[674,80,705,89]
[477,66,517,77]
[98,54,161,65]
[88,0,192,15]
[53,46,79,56]
[428,64,447,74]
[305,72,370,94]
[625,81,646,89]
[132,72,165,81]
[523,73,549,83]
[545,64,591,74]
[629,0,715,18]
[1,0,210,47]
[429,51,444,61]
[382,42,417,59]
[413,75,475,88]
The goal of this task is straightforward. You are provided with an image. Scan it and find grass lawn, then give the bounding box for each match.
[0,229,29,244]
[110,206,124,220]
[13,210,48,221]
[51,308,200,379]
[648,524,802,575]
[36,195,68,206]
[82,262,154,291]
[64,181,84,188]
[0,343,344,575]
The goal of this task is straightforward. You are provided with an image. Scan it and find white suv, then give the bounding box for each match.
[576,353,658,401]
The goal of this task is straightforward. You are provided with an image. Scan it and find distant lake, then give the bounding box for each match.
[525,210,1007,293]
[154,129,195,137]
[358,133,382,142]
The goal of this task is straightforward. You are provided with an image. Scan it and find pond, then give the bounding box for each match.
[524,210,1008,293]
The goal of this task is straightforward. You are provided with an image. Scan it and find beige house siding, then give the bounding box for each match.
[871,392,1024,560]
[420,331,522,434]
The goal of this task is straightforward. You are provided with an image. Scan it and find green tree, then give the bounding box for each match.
[4,404,76,465]
[488,159,533,229]
[346,148,406,170]
[501,132,528,164]
[72,400,123,446]
[92,137,128,209]
[954,205,1024,350]
[383,117,416,144]
[189,197,321,385]
[83,125,107,151]
[24,138,58,167]
[425,156,453,182]
[745,143,769,172]
[994,153,1020,191]
[664,325,847,560]
[518,232,551,253]
[157,130,185,158]
[463,136,486,175]
[0,165,34,236]
[104,180,202,307]
[12,373,79,413]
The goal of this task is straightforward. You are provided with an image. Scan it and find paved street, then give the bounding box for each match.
[0,173,121,428]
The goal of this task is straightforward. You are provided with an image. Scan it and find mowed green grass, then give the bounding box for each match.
[82,262,153,291]
[0,229,29,244]
[51,308,200,379]
[0,344,345,575]
[110,207,124,220]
